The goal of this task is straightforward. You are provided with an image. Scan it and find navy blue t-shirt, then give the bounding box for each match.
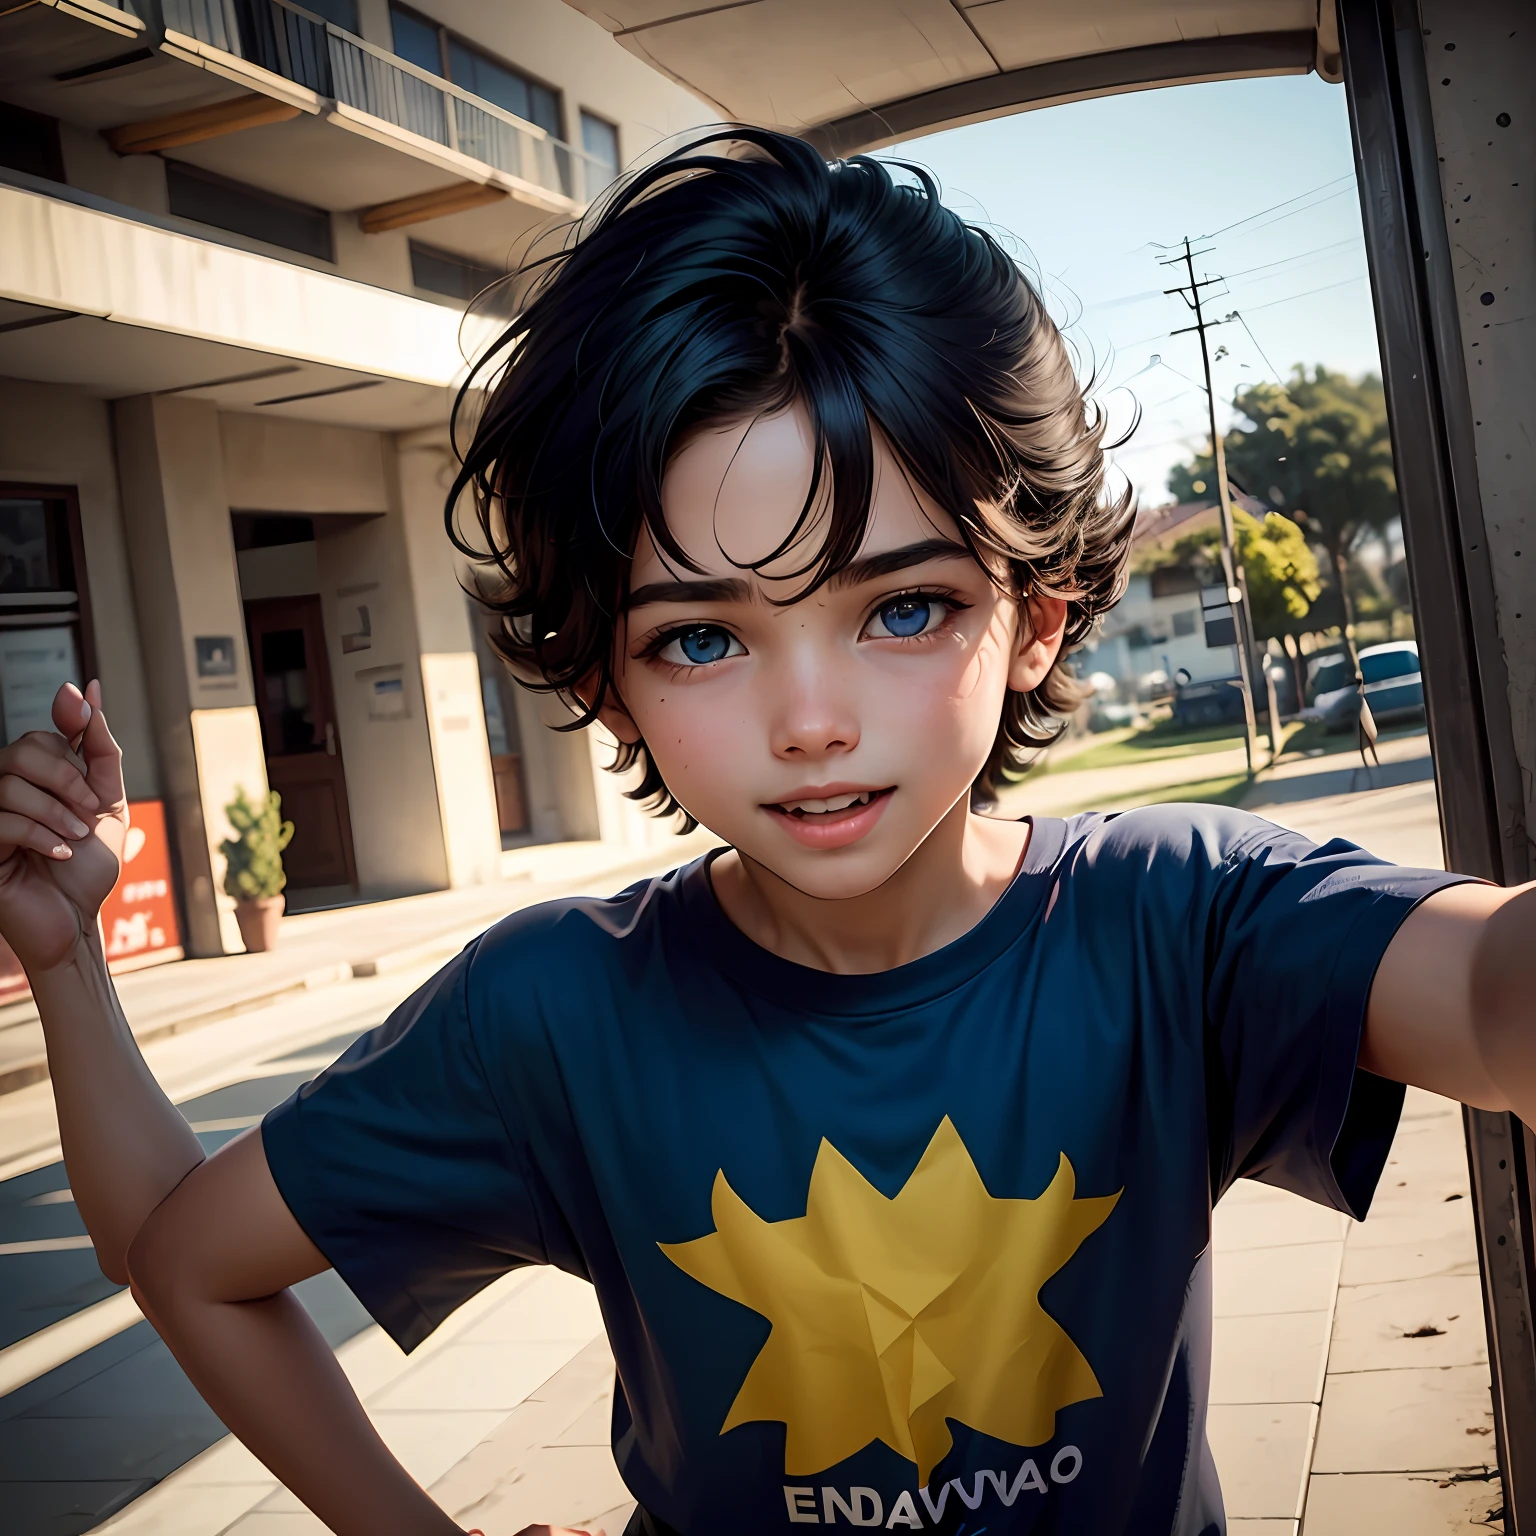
[262,806,1465,1535]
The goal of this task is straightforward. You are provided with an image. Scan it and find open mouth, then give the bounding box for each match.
[762,786,895,849]
[769,788,891,819]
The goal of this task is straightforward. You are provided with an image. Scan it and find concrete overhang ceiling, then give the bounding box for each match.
[565,0,1341,154]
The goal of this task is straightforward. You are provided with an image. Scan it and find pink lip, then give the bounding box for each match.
[762,786,894,850]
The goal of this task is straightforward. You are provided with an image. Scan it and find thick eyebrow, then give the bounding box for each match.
[622,539,972,613]
[623,575,754,612]
[828,539,974,590]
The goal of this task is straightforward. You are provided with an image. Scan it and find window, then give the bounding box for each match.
[1309,658,1350,699]
[166,162,334,262]
[0,101,64,183]
[1148,564,1201,599]
[390,5,562,137]
[410,242,502,301]
[0,487,93,747]
[389,4,442,73]
[301,0,358,28]
[1171,608,1198,637]
[580,110,619,197]
[1360,647,1420,684]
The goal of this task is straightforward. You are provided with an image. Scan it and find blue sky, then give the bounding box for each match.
[892,73,1381,508]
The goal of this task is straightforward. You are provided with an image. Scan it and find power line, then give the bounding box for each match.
[1219,237,1360,282]
[1083,238,1359,312]
[1223,309,1284,383]
[1242,274,1367,313]
[1198,173,1354,239]
[1228,185,1355,241]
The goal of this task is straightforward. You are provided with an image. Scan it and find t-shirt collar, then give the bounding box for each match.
[675,816,1069,1016]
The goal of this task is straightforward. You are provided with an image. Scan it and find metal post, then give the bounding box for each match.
[1166,238,1261,774]
[1339,0,1536,1522]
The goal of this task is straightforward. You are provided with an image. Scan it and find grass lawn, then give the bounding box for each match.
[1045,716,1305,775]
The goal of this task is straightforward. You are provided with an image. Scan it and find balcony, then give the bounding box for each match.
[0,0,611,267]
[161,0,611,208]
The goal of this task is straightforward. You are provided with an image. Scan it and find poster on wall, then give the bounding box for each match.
[0,625,81,744]
[100,800,183,971]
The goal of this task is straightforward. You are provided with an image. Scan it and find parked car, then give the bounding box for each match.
[1171,672,1247,727]
[1307,640,1425,733]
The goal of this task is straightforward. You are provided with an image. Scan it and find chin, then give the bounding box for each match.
[738,827,929,902]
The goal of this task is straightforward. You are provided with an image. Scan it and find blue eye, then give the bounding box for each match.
[659,625,743,667]
[872,597,936,639]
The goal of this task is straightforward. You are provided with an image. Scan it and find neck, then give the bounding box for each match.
[710,798,1031,973]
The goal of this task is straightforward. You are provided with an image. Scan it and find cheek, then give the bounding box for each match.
[623,673,750,791]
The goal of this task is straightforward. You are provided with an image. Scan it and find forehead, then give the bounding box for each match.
[634,403,959,592]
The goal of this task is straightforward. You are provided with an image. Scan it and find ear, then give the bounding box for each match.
[1007,594,1069,694]
[577,671,643,746]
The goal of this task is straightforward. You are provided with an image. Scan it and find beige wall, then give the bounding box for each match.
[312,510,453,896]
[113,394,267,956]
[0,379,159,801]
[220,415,391,515]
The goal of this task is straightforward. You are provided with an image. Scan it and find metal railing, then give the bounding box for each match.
[161,0,610,206]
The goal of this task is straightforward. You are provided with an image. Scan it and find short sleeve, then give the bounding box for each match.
[1199,811,1473,1217]
[261,942,548,1352]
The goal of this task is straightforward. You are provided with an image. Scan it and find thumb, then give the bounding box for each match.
[78,680,127,810]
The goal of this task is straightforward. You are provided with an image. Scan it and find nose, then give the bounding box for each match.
[766,649,861,762]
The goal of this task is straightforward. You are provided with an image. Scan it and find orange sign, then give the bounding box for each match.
[100,800,182,970]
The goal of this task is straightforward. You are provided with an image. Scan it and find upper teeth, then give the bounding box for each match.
[781,791,873,815]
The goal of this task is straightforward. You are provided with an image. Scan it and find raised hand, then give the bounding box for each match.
[0,680,128,976]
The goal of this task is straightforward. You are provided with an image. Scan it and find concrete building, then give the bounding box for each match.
[0,0,711,980]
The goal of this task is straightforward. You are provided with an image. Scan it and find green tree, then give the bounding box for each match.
[1168,366,1398,665]
[1149,509,1322,642]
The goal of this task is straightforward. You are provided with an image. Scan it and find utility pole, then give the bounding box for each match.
[1160,236,1261,774]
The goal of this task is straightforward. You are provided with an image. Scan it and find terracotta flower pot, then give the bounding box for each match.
[234,894,285,953]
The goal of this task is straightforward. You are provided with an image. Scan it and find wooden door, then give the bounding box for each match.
[245,595,358,892]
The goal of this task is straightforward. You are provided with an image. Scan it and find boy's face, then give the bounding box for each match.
[605,405,1065,901]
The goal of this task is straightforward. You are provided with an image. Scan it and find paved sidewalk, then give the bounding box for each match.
[94,1267,632,1536]
[1210,1091,1499,1535]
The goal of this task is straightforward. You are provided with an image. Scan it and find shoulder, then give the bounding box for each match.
[1051,802,1309,877]
[465,854,698,1012]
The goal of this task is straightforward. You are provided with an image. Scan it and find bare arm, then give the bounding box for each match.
[1362,879,1536,1123]
[127,1128,463,1535]
[0,682,203,1280]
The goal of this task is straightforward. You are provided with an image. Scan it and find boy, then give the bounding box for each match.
[0,128,1531,1536]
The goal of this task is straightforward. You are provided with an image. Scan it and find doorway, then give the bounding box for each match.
[244,592,358,896]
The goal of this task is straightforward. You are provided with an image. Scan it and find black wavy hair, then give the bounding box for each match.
[448,126,1135,829]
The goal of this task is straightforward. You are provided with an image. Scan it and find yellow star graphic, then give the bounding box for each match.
[660,1117,1120,1485]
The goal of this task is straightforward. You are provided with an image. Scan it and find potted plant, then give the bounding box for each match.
[220,788,294,954]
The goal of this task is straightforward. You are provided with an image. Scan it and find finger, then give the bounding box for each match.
[0,776,92,841]
[76,681,126,810]
[4,737,100,814]
[50,682,92,745]
[0,811,74,860]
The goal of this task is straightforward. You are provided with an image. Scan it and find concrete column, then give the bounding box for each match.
[1417,0,1535,854]
[390,432,506,883]
[112,395,267,957]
